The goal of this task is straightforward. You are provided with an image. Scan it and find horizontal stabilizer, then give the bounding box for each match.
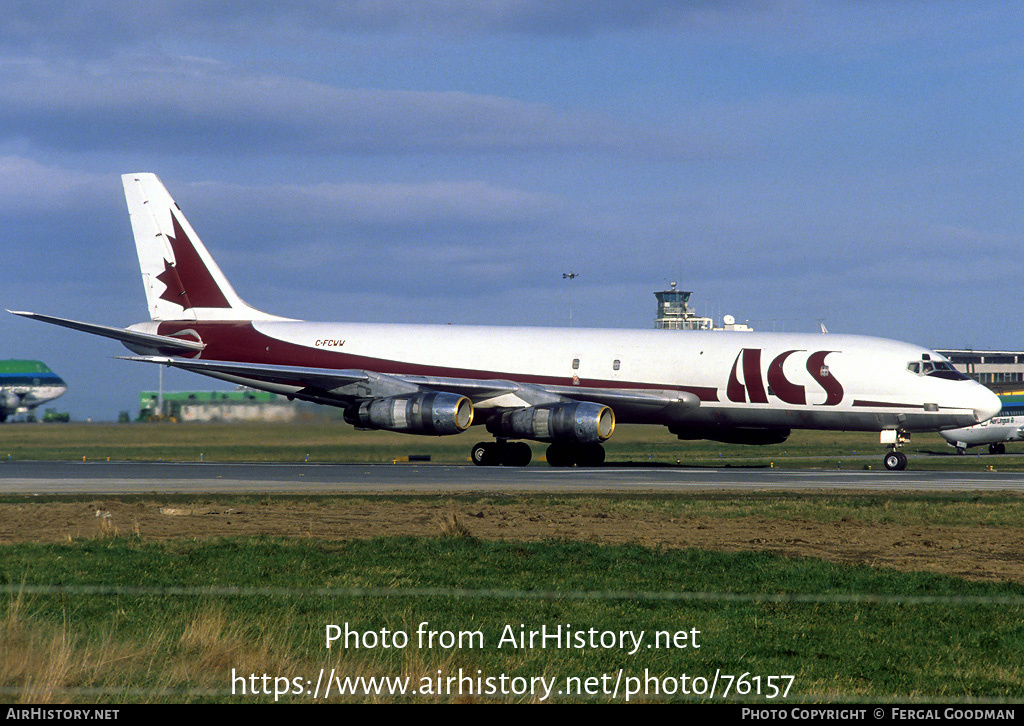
[7,311,205,353]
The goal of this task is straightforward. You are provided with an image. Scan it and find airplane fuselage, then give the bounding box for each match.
[943,415,1024,448]
[129,319,991,435]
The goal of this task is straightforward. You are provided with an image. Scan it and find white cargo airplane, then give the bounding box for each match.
[9,173,1001,470]
[941,391,1024,455]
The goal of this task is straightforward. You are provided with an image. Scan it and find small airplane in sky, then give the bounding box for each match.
[0,359,67,422]
[940,391,1024,455]
[10,173,1001,469]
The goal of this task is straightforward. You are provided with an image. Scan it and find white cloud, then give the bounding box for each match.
[196,179,560,226]
[0,156,110,211]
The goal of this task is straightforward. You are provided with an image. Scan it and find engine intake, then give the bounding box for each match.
[347,392,474,436]
[486,401,615,444]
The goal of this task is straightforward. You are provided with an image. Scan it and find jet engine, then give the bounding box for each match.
[346,392,473,436]
[669,425,790,446]
[0,390,21,415]
[486,401,615,444]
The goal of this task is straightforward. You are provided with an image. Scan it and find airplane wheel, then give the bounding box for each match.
[502,442,533,467]
[990,443,1006,455]
[471,442,501,467]
[545,443,576,467]
[956,447,966,456]
[884,451,907,471]
[575,443,606,467]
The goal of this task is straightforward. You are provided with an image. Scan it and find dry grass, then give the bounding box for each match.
[437,505,475,539]
[1,590,485,703]
[2,590,293,702]
[3,590,89,703]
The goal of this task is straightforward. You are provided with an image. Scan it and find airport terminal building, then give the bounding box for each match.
[138,389,300,423]
[935,349,1024,393]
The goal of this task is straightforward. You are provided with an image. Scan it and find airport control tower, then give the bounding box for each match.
[654,283,714,330]
[654,283,752,331]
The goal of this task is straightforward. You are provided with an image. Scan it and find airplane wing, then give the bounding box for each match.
[119,355,700,416]
[118,356,518,404]
[394,374,698,409]
[118,356,370,389]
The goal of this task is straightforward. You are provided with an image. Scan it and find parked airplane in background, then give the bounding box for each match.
[9,173,1002,470]
[0,360,67,422]
[941,390,1024,455]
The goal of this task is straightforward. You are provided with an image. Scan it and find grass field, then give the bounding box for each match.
[3,537,1023,703]
[2,422,1023,703]
[1,420,1020,469]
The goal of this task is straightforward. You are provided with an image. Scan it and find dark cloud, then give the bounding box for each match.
[1,1,757,54]
[0,56,708,157]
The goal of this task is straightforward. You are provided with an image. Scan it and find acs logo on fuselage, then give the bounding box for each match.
[727,349,843,406]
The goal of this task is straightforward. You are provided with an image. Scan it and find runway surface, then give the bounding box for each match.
[3,460,1024,495]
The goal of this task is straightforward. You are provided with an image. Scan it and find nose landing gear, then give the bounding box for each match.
[881,430,910,471]
[884,450,908,471]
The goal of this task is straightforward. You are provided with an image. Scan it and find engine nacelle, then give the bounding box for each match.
[486,401,615,444]
[347,392,474,436]
[0,390,21,413]
[669,425,791,446]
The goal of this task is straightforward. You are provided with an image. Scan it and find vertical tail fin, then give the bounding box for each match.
[122,173,280,322]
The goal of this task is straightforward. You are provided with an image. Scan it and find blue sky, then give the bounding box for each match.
[2,1,1022,421]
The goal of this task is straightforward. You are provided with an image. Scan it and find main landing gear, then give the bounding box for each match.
[881,429,910,471]
[544,442,606,467]
[955,443,1005,456]
[471,440,533,467]
[470,440,607,467]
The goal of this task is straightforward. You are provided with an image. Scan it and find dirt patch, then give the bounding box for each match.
[2,499,1022,584]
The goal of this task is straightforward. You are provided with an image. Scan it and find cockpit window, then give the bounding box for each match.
[907,360,969,381]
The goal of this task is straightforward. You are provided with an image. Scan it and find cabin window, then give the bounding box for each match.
[572,358,580,370]
[613,359,621,371]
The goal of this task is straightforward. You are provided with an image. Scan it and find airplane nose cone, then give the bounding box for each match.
[974,386,1001,423]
